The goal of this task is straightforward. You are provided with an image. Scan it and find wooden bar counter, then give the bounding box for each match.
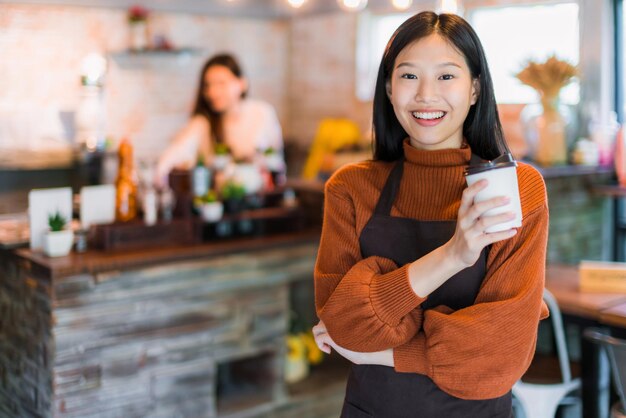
[0,228,345,418]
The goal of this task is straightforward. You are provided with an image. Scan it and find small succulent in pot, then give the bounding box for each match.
[220,181,246,214]
[195,190,224,222]
[213,143,232,171]
[44,210,74,257]
[48,211,67,232]
[214,143,230,156]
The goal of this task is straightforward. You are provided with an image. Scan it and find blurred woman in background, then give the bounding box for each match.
[156,53,283,186]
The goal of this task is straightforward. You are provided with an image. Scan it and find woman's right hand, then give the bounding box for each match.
[446,179,518,268]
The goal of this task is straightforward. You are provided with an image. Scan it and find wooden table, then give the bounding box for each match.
[600,303,626,328]
[546,264,626,319]
[545,264,626,418]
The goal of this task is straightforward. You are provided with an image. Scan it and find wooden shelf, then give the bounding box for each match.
[109,48,201,58]
[594,184,626,198]
[108,48,203,68]
[530,162,614,179]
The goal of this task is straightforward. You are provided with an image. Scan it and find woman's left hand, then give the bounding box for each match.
[312,320,394,367]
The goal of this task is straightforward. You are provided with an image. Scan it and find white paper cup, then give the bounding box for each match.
[464,156,522,233]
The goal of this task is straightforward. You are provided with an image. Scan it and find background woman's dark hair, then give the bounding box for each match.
[192,53,247,146]
[372,11,509,161]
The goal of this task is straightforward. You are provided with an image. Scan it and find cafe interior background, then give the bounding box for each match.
[1,0,626,417]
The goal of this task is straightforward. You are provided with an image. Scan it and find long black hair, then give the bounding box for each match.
[372,11,508,161]
[192,53,248,146]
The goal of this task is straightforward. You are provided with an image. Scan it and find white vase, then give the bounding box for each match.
[521,102,575,166]
[44,229,74,257]
[129,21,148,51]
[212,155,231,171]
[233,163,263,194]
[200,202,224,222]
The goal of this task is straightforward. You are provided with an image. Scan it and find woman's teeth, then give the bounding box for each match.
[412,111,445,120]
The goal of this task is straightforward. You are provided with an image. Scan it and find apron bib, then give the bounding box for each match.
[340,158,512,418]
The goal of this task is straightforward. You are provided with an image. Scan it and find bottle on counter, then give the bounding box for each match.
[115,139,137,222]
[192,155,210,198]
[142,187,157,226]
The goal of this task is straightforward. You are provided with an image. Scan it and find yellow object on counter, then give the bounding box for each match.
[301,331,324,365]
[580,260,626,293]
[302,118,362,180]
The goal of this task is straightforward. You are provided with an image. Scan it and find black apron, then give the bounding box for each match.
[340,158,513,418]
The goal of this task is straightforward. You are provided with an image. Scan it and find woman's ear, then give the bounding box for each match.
[386,80,392,100]
[471,78,480,105]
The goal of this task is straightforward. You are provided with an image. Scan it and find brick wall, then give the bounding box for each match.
[0,4,289,161]
[287,12,372,147]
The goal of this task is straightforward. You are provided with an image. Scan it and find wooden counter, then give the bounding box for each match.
[0,229,335,418]
[15,228,321,280]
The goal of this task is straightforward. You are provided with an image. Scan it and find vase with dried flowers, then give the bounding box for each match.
[128,5,149,51]
[516,55,577,166]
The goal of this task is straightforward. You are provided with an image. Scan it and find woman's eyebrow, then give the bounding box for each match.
[395,61,463,69]
[395,62,416,69]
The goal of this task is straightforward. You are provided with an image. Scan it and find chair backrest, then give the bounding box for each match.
[543,288,574,383]
[584,328,626,410]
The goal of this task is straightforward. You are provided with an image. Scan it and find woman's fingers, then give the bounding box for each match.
[459,179,488,217]
[312,321,326,336]
[465,196,509,223]
[312,321,332,354]
[314,332,333,354]
[474,211,516,232]
[484,228,518,244]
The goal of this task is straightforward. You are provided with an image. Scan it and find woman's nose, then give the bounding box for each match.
[415,81,437,102]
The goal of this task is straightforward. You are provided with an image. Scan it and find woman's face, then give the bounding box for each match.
[203,65,247,113]
[387,34,479,150]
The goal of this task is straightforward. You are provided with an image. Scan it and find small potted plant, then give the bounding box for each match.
[220,180,246,214]
[262,147,285,172]
[262,147,286,189]
[44,211,74,257]
[195,190,224,222]
[285,312,324,384]
[212,143,232,171]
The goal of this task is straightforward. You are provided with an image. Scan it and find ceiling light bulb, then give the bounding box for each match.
[337,0,368,12]
[287,0,307,8]
[438,0,459,14]
[81,53,107,86]
[391,0,412,10]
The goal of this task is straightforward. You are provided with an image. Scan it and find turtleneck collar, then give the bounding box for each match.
[402,138,472,167]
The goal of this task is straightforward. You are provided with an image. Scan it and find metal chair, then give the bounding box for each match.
[512,289,582,418]
[584,328,626,418]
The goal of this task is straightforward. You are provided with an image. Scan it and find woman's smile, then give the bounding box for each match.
[411,109,448,127]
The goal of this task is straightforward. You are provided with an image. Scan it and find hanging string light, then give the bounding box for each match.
[438,0,460,14]
[287,0,307,8]
[391,0,413,11]
[336,0,368,12]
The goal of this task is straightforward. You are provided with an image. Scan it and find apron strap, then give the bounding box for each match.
[373,160,404,216]
[470,153,483,165]
[373,153,483,216]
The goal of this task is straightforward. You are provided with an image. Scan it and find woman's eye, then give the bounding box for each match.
[400,73,417,80]
[439,74,454,80]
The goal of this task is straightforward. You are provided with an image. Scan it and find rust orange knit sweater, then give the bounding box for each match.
[314,139,549,400]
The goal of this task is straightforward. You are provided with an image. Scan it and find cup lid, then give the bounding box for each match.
[464,153,517,176]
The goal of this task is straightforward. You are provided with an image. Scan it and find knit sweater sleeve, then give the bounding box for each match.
[314,168,426,352]
[393,166,550,400]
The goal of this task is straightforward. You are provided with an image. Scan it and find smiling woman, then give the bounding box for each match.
[387,35,480,150]
[312,11,549,418]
